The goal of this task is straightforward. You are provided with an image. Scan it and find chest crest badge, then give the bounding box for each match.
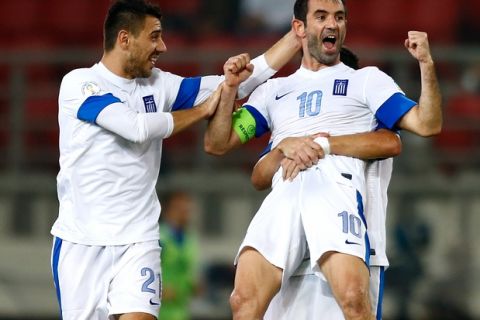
[143,95,157,113]
[333,79,349,96]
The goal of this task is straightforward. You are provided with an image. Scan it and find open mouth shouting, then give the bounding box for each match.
[322,34,337,53]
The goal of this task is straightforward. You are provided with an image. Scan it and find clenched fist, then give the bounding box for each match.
[404,31,433,64]
[223,53,254,88]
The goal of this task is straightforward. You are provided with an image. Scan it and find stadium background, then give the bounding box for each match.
[0,0,479,319]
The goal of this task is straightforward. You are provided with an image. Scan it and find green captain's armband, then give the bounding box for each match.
[232,107,256,144]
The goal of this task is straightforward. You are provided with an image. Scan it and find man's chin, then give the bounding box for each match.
[138,69,153,78]
[318,53,339,66]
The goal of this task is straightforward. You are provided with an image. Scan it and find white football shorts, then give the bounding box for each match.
[51,237,161,320]
[236,165,370,281]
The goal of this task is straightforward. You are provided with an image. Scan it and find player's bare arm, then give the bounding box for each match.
[264,29,301,71]
[204,54,253,155]
[235,29,300,100]
[251,135,326,190]
[170,85,222,136]
[252,129,402,190]
[397,31,442,136]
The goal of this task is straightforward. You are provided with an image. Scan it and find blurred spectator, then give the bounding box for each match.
[238,0,292,35]
[159,191,200,320]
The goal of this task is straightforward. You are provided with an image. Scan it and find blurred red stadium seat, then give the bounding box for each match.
[407,0,460,44]
[435,93,480,153]
[156,0,201,16]
[23,96,59,169]
[346,0,408,45]
[0,1,42,41]
[346,0,460,46]
[40,0,109,47]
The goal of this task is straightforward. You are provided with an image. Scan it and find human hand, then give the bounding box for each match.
[223,53,254,88]
[404,31,433,64]
[277,136,325,169]
[281,157,301,181]
[199,84,222,119]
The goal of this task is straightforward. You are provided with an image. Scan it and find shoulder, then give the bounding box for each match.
[60,67,102,98]
[355,66,391,78]
[62,66,97,83]
[261,74,294,91]
[140,67,182,87]
[350,66,396,87]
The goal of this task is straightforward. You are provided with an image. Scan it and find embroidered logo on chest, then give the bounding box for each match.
[333,79,349,96]
[143,95,157,113]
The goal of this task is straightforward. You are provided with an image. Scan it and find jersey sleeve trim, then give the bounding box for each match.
[171,77,201,111]
[375,93,416,130]
[244,105,269,137]
[77,93,121,124]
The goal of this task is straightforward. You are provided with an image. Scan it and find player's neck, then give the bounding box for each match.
[301,55,340,72]
[101,52,132,80]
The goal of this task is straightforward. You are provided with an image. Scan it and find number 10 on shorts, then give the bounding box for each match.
[338,211,362,238]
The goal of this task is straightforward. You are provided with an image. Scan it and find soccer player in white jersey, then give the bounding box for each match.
[49,0,303,319]
[255,48,391,320]
[260,36,439,319]
[253,26,441,320]
[203,0,442,319]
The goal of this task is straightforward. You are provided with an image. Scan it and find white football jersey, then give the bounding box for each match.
[246,62,415,266]
[365,158,393,266]
[246,63,413,143]
[52,56,275,245]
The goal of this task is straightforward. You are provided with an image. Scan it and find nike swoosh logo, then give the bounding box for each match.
[149,298,160,306]
[275,91,294,100]
[345,239,361,245]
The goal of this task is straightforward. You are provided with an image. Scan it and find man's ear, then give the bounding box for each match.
[118,30,130,50]
[292,19,305,38]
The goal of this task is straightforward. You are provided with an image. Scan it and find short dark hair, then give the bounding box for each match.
[340,46,359,69]
[294,0,347,25]
[104,0,162,52]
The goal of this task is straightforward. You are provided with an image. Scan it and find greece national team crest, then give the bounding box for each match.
[333,79,349,96]
[143,95,157,113]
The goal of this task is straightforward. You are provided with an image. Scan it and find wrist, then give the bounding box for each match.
[419,57,434,66]
[314,136,331,155]
[222,81,239,91]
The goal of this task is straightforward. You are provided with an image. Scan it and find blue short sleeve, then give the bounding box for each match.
[77,93,121,124]
[375,93,416,130]
[171,77,201,111]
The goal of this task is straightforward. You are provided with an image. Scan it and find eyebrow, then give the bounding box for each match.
[313,9,346,15]
[150,28,162,36]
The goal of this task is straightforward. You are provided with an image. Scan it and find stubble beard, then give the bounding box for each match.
[307,33,339,66]
[125,50,152,79]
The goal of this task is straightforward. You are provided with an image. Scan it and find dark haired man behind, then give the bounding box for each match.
[49,0,301,319]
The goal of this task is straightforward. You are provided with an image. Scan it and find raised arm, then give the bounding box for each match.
[251,129,401,190]
[264,29,301,71]
[204,54,253,155]
[397,31,442,136]
[238,29,301,98]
